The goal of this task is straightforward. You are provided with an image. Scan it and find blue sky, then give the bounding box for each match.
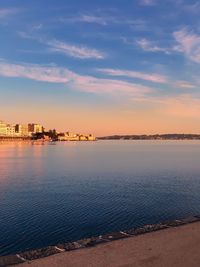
[0,0,200,135]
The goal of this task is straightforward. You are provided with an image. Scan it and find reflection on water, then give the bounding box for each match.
[0,140,200,255]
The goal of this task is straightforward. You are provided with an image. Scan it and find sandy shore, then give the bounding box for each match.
[13,221,200,267]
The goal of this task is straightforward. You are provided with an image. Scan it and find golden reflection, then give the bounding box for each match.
[0,141,46,186]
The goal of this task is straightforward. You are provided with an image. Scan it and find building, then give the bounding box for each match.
[6,125,16,136]
[58,132,79,141]
[87,134,96,141]
[79,135,87,141]
[0,121,7,136]
[0,120,44,138]
[0,121,16,136]
[28,123,43,134]
[58,132,96,141]
[15,124,29,137]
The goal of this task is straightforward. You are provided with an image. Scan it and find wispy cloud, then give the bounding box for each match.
[136,28,200,63]
[136,38,170,54]
[160,94,200,118]
[32,24,43,31]
[60,14,115,26]
[173,28,200,63]
[98,68,168,84]
[0,62,73,83]
[0,62,153,97]
[18,32,106,60]
[77,15,108,25]
[174,80,196,89]
[72,75,153,97]
[60,13,148,31]
[0,8,19,19]
[182,2,200,14]
[47,40,106,59]
[140,0,156,6]
[132,94,200,119]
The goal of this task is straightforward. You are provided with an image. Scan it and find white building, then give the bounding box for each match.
[0,121,7,136]
[0,121,16,136]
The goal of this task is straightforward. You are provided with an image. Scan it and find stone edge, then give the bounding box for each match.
[1,215,200,267]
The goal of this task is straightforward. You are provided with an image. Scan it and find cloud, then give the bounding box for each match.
[136,38,170,54]
[0,62,153,97]
[18,31,33,39]
[160,94,200,118]
[133,94,200,119]
[46,40,106,59]
[173,28,200,63]
[78,15,108,25]
[32,24,43,31]
[98,68,168,84]
[0,62,73,83]
[174,80,196,89]
[0,8,19,19]
[140,0,156,6]
[18,32,106,60]
[18,25,107,59]
[183,2,200,14]
[72,75,153,97]
[136,28,200,63]
[60,13,148,31]
[60,14,115,26]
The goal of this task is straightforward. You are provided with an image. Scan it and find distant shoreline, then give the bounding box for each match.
[1,134,200,142]
[98,134,200,140]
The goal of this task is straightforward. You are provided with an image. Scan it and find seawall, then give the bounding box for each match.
[0,215,200,267]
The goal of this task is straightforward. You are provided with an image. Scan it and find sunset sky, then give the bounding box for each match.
[0,0,200,136]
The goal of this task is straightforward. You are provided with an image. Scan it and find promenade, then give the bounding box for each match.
[1,219,199,267]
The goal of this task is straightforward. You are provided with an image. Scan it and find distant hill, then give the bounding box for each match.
[98,134,200,140]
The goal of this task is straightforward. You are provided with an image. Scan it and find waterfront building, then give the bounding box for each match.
[6,125,16,136]
[0,121,16,136]
[87,134,96,141]
[0,121,7,136]
[58,132,96,141]
[15,124,29,137]
[28,123,43,134]
[79,135,87,141]
[1,119,95,140]
[58,132,79,141]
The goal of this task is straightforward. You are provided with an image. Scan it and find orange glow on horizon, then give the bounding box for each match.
[1,95,200,136]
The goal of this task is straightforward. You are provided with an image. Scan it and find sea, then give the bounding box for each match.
[1,140,200,256]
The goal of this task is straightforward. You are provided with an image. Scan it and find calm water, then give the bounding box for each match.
[1,140,200,256]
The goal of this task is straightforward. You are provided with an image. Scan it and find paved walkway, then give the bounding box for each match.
[14,221,200,267]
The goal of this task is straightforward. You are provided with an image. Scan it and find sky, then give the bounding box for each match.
[0,0,200,136]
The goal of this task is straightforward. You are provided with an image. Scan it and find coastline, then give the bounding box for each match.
[1,215,199,267]
[2,138,200,143]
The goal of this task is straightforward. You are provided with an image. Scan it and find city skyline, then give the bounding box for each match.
[0,119,96,141]
[1,0,200,136]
